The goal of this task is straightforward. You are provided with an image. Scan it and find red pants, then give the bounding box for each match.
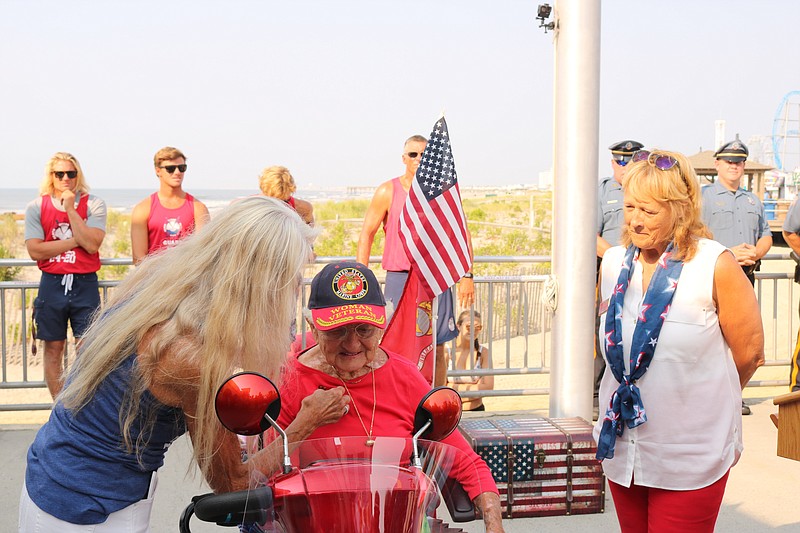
[608,471,729,533]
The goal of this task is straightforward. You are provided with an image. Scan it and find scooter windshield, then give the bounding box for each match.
[244,436,479,533]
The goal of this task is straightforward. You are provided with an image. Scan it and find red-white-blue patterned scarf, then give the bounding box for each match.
[596,243,683,460]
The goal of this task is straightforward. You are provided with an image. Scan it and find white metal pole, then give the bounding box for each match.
[431,293,438,388]
[549,0,601,419]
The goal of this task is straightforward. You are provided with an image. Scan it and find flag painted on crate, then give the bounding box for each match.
[380,266,436,383]
[399,116,472,299]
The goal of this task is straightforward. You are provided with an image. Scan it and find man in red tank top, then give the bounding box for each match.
[131,147,209,264]
[24,152,107,398]
[357,135,475,387]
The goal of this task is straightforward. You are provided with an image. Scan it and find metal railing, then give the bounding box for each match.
[0,254,796,411]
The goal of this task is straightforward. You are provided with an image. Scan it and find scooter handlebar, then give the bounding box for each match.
[188,486,273,528]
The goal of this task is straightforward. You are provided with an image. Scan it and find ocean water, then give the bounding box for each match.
[0,187,363,214]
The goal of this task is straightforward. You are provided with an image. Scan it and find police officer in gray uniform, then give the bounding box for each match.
[781,198,800,391]
[701,140,772,285]
[701,139,772,415]
[594,140,643,416]
[597,140,644,265]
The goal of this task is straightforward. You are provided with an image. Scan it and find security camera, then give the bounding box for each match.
[537,4,552,20]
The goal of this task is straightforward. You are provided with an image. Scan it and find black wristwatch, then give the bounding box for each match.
[462,272,474,279]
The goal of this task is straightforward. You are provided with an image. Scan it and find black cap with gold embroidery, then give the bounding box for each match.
[308,261,387,331]
[609,140,644,165]
[714,140,749,163]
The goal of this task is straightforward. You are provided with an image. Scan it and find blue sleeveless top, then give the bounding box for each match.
[25,354,187,525]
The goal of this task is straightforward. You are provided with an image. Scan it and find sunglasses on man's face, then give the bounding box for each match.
[406,152,422,159]
[53,171,78,180]
[160,164,187,174]
[613,157,632,167]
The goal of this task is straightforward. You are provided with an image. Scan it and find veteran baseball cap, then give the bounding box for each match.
[715,140,749,163]
[609,140,644,165]
[308,261,387,331]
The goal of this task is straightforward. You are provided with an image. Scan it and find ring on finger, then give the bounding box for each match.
[343,405,350,415]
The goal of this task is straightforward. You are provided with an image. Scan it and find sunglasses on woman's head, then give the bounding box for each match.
[631,150,679,171]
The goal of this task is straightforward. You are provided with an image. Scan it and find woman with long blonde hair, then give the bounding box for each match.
[20,196,325,532]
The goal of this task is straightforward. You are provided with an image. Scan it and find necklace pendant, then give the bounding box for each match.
[366,439,375,447]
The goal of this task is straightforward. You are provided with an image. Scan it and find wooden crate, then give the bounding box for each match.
[458,416,605,518]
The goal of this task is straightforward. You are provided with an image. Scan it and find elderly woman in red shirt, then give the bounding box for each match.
[276,261,504,533]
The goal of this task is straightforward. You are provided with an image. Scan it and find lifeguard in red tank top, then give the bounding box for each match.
[38,194,100,274]
[146,192,196,255]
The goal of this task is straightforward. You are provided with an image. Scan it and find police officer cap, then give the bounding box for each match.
[609,140,644,163]
[714,140,748,163]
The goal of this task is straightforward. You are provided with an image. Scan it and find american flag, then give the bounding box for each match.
[399,116,472,298]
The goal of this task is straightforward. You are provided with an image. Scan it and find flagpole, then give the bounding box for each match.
[549,0,600,420]
[431,294,438,388]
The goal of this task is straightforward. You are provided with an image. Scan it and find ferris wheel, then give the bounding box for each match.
[772,91,800,171]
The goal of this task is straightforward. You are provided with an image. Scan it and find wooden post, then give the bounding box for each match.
[773,390,800,461]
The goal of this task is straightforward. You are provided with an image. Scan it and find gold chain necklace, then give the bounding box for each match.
[335,366,377,447]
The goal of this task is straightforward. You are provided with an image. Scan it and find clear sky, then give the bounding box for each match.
[1,0,799,190]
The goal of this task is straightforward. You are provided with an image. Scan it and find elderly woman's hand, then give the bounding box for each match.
[474,491,505,532]
[299,387,351,427]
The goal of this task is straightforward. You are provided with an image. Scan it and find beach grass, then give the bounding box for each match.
[0,191,553,281]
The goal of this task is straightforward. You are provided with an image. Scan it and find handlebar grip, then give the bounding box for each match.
[442,477,476,523]
[192,486,273,526]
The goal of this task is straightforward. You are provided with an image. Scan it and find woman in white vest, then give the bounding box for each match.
[594,149,765,532]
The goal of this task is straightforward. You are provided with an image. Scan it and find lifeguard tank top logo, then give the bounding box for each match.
[162,217,183,246]
[52,222,72,240]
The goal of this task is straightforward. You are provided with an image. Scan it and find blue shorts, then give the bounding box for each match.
[33,272,101,341]
[384,271,457,345]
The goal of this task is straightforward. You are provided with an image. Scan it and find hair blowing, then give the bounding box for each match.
[621,149,710,262]
[59,196,317,479]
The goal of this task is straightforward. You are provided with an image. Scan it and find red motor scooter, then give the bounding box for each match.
[179,372,478,533]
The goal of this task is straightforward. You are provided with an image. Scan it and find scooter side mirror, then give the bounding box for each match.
[215,372,281,436]
[413,386,462,441]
